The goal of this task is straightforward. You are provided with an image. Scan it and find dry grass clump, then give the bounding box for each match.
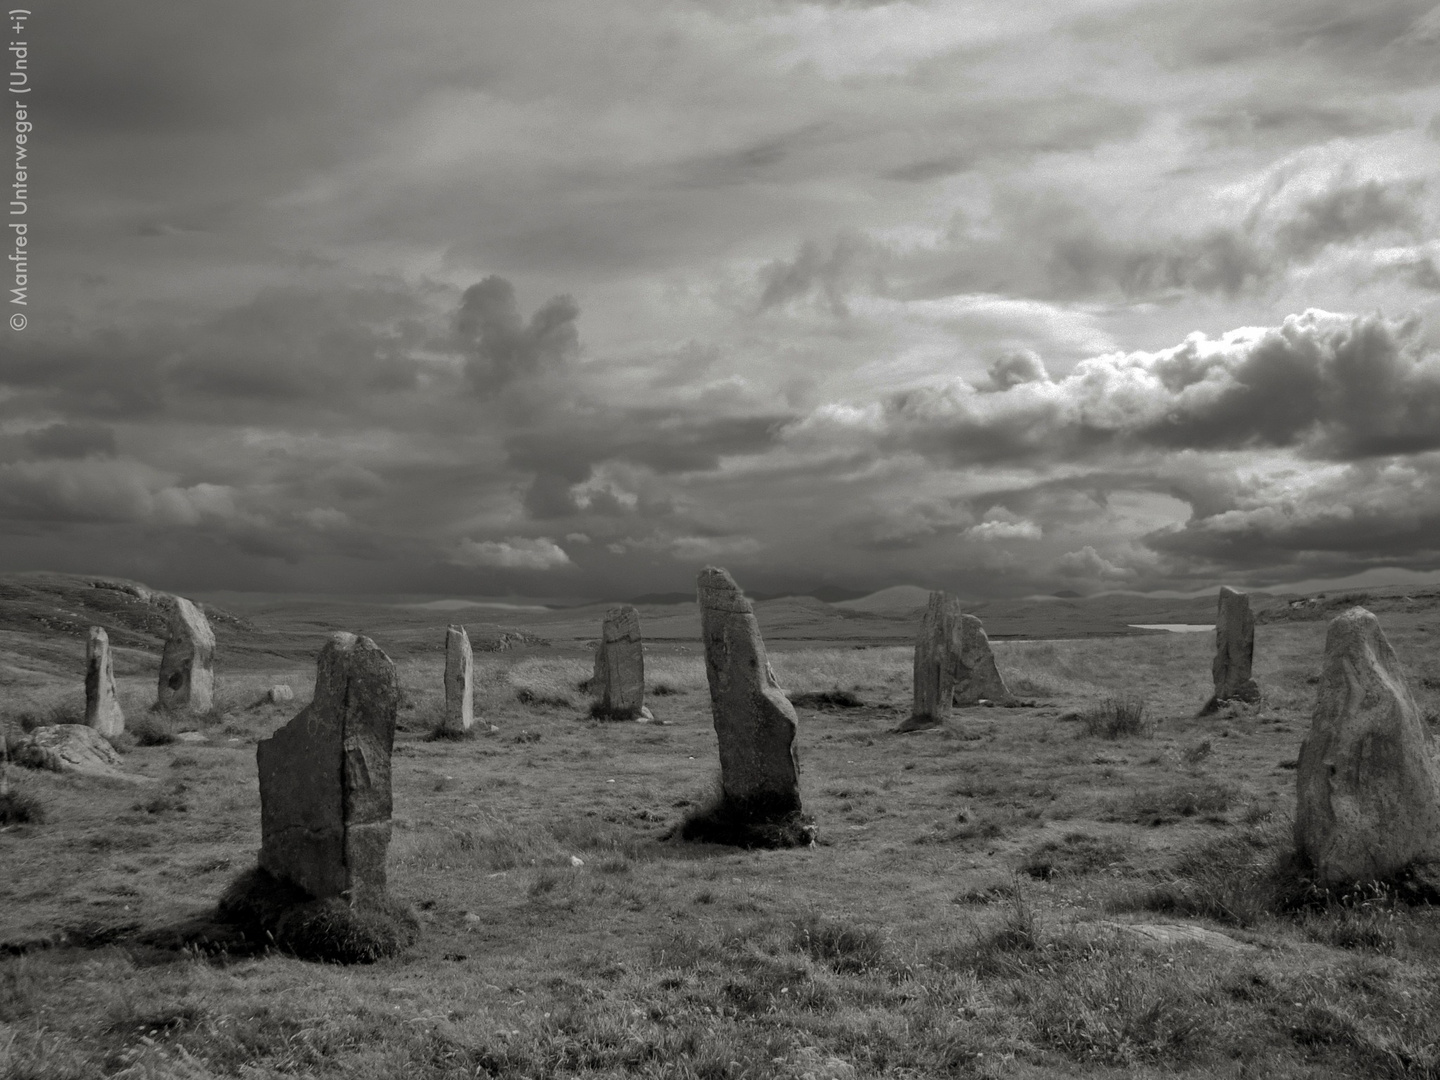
[791,914,888,975]
[508,657,587,709]
[127,712,177,747]
[0,784,45,825]
[1115,777,1240,826]
[216,866,418,964]
[1079,694,1153,738]
[423,721,477,742]
[1019,831,1131,879]
[677,786,815,849]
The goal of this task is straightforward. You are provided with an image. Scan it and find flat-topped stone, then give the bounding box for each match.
[593,605,645,720]
[14,724,154,783]
[257,633,397,905]
[898,591,962,732]
[1202,586,1260,713]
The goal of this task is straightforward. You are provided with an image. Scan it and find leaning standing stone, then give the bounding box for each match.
[953,614,1013,706]
[1202,586,1260,713]
[592,605,646,720]
[157,596,215,713]
[898,591,962,732]
[442,624,474,732]
[1295,607,1440,887]
[691,567,806,846]
[85,626,125,738]
[256,633,398,906]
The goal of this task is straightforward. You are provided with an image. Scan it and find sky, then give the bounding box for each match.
[4,0,1440,601]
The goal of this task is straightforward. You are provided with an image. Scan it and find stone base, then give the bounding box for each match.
[1199,680,1261,716]
[677,793,815,849]
[893,713,943,733]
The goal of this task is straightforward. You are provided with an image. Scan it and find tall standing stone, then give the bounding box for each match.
[593,605,646,720]
[1295,607,1440,887]
[697,567,802,824]
[953,614,1014,706]
[84,626,125,738]
[157,596,215,713]
[257,633,397,906]
[898,591,963,732]
[442,624,474,732]
[1202,586,1260,713]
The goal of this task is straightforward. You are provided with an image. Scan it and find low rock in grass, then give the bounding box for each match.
[11,724,154,783]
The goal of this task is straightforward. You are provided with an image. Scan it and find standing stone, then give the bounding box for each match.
[593,606,646,720]
[443,624,474,732]
[256,633,397,906]
[697,567,802,822]
[84,626,125,738]
[1202,586,1260,713]
[157,596,215,713]
[953,614,1014,706]
[898,592,963,732]
[1295,607,1440,887]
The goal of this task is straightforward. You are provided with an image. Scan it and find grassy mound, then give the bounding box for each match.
[217,866,419,964]
[678,790,815,849]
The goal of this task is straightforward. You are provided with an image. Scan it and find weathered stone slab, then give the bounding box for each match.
[84,626,125,738]
[157,597,215,713]
[898,592,962,732]
[14,724,154,783]
[257,633,397,906]
[442,624,474,732]
[1295,607,1440,887]
[953,614,1013,706]
[267,685,294,704]
[593,606,645,720]
[697,567,801,820]
[1098,921,1253,953]
[1202,586,1260,713]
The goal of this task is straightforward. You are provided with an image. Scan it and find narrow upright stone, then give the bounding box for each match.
[1203,586,1260,713]
[953,614,1013,706]
[256,633,398,906]
[697,567,801,821]
[442,624,474,732]
[898,591,962,732]
[84,626,125,738]
[157,596,215,712]
[1295,608,1440,887]
[593,606,645,720]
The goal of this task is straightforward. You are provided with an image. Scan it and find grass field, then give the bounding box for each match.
[4,612,1440,1078]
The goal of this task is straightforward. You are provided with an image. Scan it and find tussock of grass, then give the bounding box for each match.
[1080,694,1153,738]
[789,689,865,709]
[1020,831,1130,879]
[423,722,477,742]
[1115,778,1239,826]
[217,866,418,964]
[129,713,177,747]
[0,786,45,825]
[677,788,815,849]
[792,914,887,975]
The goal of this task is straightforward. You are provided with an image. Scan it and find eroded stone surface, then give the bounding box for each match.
[14,724,152,783]
[593,606,645,720]
[697,567,801,818]
[268,685,294,704]
[1204,586,1260,712]
[899,592,962,732]
[257,633,397,906]
[953,614,1013,706]
[157,597,215,713]
[84,626,125,738]
[443,624,474,732]
[1295,607,1440,886]
[1098,921,1253,952]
